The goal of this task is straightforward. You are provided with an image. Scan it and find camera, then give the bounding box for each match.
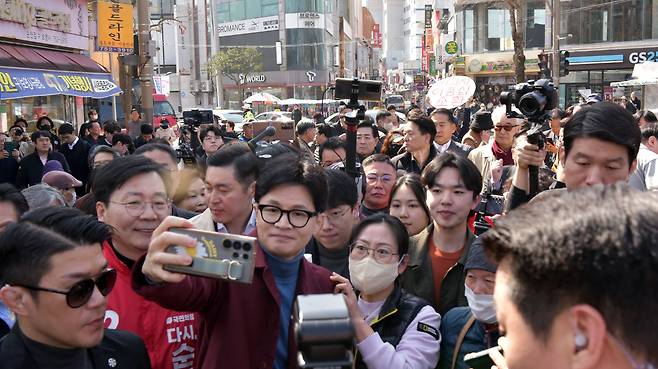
[182,109,214,127]
[499,79,557,121]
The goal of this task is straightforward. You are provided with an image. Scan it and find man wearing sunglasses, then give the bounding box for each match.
[133,153,336,369]
[0,211,150,368]
[93,156,199,369]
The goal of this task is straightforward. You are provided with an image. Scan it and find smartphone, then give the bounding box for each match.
[3,141,15,152]
[163,228,257,284]
[463,346,502,369]
[545,137,554,146]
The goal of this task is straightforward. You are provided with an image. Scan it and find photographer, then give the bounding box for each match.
[507,102,641,210]
[483,184,657,369]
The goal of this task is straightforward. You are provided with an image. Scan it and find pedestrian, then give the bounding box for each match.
[242,104,254,120]
[292,104,302,124]
[21,183,66,209]
[128,108,144,138]
[356,122,379,161]
[154,118,175,145]
[58,123,92,196]
[461,110,494,149]
[296,121,317,157]
[388,173,430,237]
[634,110,657,127]
[35,116,61,152]
[42,170,82,207]
[431,108,472,157]
[628,122,658,191]
[83,121,104,146]
[196,125,224,167]
[483,184,657,369]
[134,124,154,149]
[101,120,121,147]
[0,133,19,185]
[361,154,397,218]
[0,209,151,368]
[391,115,437,175]
[630,91,641,111]
[319,137,346,168]
[332,214,441,369]
[135,153,335,369]
[172,167,207,214]
[15,131,70,188]
[112,133,133,156]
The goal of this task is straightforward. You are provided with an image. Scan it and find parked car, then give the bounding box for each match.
[254,111,293,121]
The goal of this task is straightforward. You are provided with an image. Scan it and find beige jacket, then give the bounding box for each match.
[467,142,497,185]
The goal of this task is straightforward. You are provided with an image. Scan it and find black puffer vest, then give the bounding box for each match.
[354,283,430,369]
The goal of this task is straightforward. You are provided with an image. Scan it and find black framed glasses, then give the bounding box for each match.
[257,204,317,228]
[15,269,117,308]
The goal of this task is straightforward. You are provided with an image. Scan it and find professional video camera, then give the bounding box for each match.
[499,78,558,197]
[182,109,214,127]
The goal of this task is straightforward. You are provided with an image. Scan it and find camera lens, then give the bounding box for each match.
[519,92,546,117]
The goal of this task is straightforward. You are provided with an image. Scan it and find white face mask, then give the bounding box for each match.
[464,284,497,323]
[349,256,400,295]
[66,190,77,207]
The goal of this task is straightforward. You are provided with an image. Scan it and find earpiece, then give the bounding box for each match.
[574,333,588,351]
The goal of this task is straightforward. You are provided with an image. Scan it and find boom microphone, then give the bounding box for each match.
[248,125,276,152]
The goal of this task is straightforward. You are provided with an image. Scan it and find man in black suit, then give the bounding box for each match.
[59,123,91,196]
[15,131,70,189]
[0,208,151,369]
[430,108,472,157]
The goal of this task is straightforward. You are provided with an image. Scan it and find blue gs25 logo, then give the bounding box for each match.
[629,51,658,64]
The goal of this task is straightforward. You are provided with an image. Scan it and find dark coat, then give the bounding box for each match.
[132,239,335,369]
[15,151,70,188]
[391,144,438,175]
[444,140,473,158]
[59,138,92,196]
[402,224,475,315]
[0,157,19,185]
[0,325,151,369]
[437,307,500,369]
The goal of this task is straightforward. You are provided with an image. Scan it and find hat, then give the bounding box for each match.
[464,238,496,273]
[470,111,494,132]
[42,160,64,177]
[242,104,251,110]
[42,171,82,189]
[586,93,602,104]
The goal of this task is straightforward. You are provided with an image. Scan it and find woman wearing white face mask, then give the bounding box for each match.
[437,238,500,369]
[331,214,441,369]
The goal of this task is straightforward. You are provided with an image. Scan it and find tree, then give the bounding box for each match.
[207,47,263,105]
[504,0,526,83]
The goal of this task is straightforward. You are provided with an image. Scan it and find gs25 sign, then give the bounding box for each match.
[628,51,658,64]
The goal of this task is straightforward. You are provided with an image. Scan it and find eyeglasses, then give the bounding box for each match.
[110,199,171,217]
[321,207,351,223]
[365,173,395,185]
[350,242,399,264]
[257,204,317,228]
[494,125,519,132]
[15,269,116,308]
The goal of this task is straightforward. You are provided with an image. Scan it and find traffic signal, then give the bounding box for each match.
[559,50,570,77]
[538,52,551,79]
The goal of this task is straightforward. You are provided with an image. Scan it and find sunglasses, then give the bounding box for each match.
[494,125,518,132]
[15,269,116,308]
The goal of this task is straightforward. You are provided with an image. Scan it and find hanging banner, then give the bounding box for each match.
[426,76,476,109]
[97,0,134,53]
[0,67,121,100]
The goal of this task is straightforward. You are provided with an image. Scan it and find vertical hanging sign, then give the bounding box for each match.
[97,0,134,53]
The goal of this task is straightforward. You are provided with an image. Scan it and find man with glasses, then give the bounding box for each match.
[392,116,438,175]
[306,169,360,278]
[468,105,523,188]
[133,153,335,369]
[403,152,483,315]
[93,156,199,369]
[196,125,224,169]
[361,154,398,219]
[0,208,150,368]
[319,137,347,168]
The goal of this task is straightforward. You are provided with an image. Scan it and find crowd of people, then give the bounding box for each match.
[0,95,656,369]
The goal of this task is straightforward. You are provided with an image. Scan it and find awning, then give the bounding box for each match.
[0,44,121,100]
[610,78,658,87]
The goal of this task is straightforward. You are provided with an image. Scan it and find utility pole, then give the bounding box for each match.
[138,0,154,126]
[551,0,560,86]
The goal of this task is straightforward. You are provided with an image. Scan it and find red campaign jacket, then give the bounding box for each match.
[132,241,335,369]
[103,241,200,369]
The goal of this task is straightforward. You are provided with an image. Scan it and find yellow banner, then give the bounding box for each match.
[97,0,134,53]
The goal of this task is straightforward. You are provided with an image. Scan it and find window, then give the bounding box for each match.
[525,0,545,48]
[487,8,512,52]
[286,29,326,70]
[286,0,324,12]
[216,0,279,22]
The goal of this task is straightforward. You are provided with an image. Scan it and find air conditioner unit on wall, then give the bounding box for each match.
[190,80,200,92]
[200,81,213,92]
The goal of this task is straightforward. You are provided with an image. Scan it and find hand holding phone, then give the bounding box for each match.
[463,346,503,369]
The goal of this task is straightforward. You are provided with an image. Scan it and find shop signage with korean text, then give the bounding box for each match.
[97,0,134,53]
[217,16,279,37]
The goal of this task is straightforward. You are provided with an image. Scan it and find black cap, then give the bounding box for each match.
[470,111,494,132]
[464,238,496,273]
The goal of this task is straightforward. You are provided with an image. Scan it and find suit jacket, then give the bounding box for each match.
[0,326,151,369]
[435,140,472,158]
[59,138,92,195]
[15,151,70,188]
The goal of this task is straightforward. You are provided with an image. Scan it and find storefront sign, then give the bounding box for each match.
[96,0,134,53]
[153,75,170,95]
[424,5,432,28]
[306,71,316,82]
[0,0,89,50]
[0,67,121,100]
[465,54,540,74]
[371,24,382,48]
[285,13,326,29]
[239,73,267,84]
[223,70,329,88]
[217,16,279,37]
[566,47,658,71]
[427,76,476,109]
[445,41,458,55]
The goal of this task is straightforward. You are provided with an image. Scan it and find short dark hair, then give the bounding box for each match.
[350,213,409,260]
[255,153,328,213]
[635,110,658,124]
[387,105,397,111]
[0,183,29,218]
[112,133,132,146]
[409,116,437,141]
[640,122,658,144]
[134,142,177,164]
[88,145,120,169]
[551,108,567,120]
[21,207,110,246]
[362,153,396,172]
[0,223,93,295]
[58,123,75,136]
[199,125,223,142]
[36,116,53,129]
[431,108,456,124]
[563,102,641,165]
[325,169,358,209]
[482,183,658,364]
[87,109,97,116]
[140,123,153,135]
[375,111,392,123]
[93,155,170,205]
[206,142,258,187]
[319,137,346,162]
[30,130,51,143]
[357,121,378,138]
[103,120,121,134]
[390,173,431,220]
[421,152,482,199]
[296,121,316,136]
[316,123,335,138]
